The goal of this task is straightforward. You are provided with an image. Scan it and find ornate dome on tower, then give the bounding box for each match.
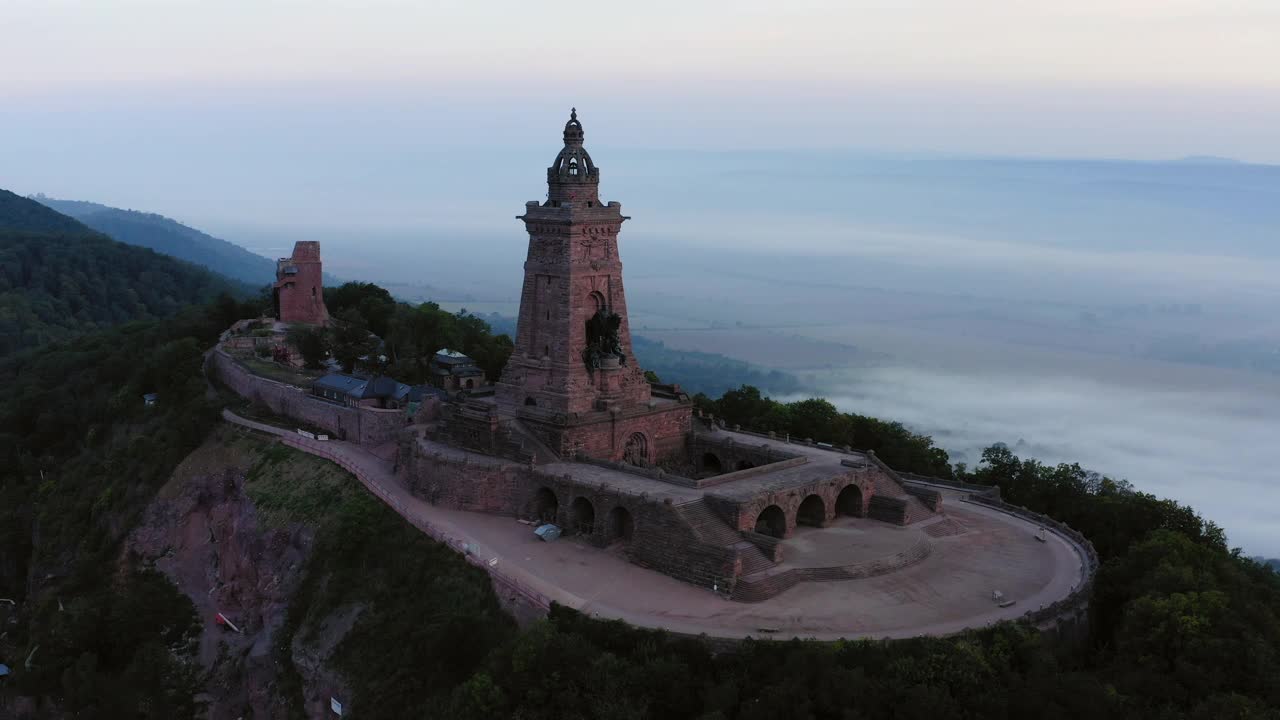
[548,108,598,190]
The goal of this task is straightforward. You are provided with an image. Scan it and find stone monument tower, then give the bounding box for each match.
[496,110,690,463]
[274,241,329,325]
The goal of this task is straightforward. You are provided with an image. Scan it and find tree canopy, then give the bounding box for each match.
[697,385,956,478]
[34,195,281,286]
[323,282,514,382]
[0,189,242,357]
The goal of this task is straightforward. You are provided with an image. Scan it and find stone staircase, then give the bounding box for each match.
[674,499,775,581]
[731,568,798,602]
[500,418,559,464]
[731,539,933,602]
[866,490,935,526]
[859,453,939,525]
[676,499,742,546]
[736,543,775,575]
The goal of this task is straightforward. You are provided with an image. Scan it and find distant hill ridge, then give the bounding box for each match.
[0,189,239,356]
[34,195,280,286]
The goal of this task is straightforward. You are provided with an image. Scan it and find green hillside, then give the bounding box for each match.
[0,189,240,356]
[0,189,91,235]
[35,195,279,285]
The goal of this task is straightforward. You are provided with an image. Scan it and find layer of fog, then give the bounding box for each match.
[796,355,1280,558]
[108,149,1280,554]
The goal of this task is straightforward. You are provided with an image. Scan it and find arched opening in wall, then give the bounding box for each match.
[525,397,537,407]
[570,497,596,536]
[531,488,558,523]
[736,460,755,471]
[606,506,634,545]
[702,452,723,474]
[836,484,864,518]
[797,494,826,528]
[588,291,606,313]
[623,432,648,466]
[754,505,787,539]
[464,379,474,390]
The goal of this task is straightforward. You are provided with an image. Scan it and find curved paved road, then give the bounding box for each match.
[222,409,1085,641]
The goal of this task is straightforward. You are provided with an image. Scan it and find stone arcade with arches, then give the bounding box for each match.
[398,111,944,600]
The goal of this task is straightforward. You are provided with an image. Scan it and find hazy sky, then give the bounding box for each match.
[4,2,1278,552]
[3,0,1279,169]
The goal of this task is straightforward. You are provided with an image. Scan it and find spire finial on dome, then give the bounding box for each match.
[563,107,584,145]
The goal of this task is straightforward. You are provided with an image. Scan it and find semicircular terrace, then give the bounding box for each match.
[224,408,1094,642]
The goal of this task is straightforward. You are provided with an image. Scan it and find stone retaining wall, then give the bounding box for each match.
[900,472,1002,499]
[732,538,933,602]
[209,347,406,446]
[401,436,740,597]
[220,410,557,618]
[903,484,943,511]
[740,529,783,562]
[282,435,555,613]
[401,439,526,514]
[690,434,800,478]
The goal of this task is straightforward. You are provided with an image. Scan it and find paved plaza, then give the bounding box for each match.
[226,410,1085,641]
[445,493,1083,640]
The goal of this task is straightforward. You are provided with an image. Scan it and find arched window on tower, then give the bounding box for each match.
[568,157,579,176]
[588,291,606,314]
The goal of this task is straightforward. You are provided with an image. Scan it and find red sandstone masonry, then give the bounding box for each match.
[274,241,329,325]
[223,409,555,613]
[209,348,403,446]
[495,111,691,465]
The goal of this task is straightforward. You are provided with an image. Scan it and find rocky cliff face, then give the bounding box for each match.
[126,431,351,719]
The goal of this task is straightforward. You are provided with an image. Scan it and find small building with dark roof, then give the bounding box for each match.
[312,373,413,410]
[430,348,486,392]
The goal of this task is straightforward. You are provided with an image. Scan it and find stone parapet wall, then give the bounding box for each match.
[512,401,691,465]
[740,529,783,562]
[209,348,404,446]
[402,436,739,597]
[402,440,526,514]
[903,484,943,511]
[694,456,810,488]
[691,434,799,475]
[860,452,938,523]
[561,403,692,464]
[278,434,554,614]
[219,409,556,618]
[725,469,878,535]
[900,472,1001,499]
[866,495,912,525]
[571,454,699,488]
[963,494,1098,640]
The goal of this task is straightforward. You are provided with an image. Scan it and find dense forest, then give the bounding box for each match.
[283,281,515,381]
[33,196,282,286]
[695,385,956,478]
[0,190,241,356]
[2,266,1278,718]
[0,294,263,714]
